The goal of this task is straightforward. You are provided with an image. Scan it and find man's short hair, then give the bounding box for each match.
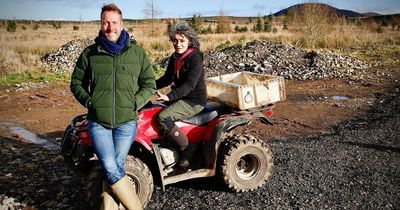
[101,3,122,19]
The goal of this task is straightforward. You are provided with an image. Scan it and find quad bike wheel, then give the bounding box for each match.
[85,155,153,209]
[218,134,273,192]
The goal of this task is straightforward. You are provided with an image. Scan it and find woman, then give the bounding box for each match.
[156,21,207,168]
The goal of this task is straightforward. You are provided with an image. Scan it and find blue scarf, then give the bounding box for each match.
[96,29,129,54]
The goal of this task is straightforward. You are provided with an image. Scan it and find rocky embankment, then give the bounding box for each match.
[41,38,93,74]
[203,40,370,80]
[41,39,374,81]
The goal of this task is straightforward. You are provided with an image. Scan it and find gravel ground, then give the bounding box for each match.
[1,88,399,209]
[145,91,400,209]
[2,37,399,209]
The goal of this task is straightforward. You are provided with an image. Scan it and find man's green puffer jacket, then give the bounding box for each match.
[70,40,156,128]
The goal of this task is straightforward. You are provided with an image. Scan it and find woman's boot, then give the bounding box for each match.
[166,125,195,168]
[111,176,143,210]
[178,143,197,168]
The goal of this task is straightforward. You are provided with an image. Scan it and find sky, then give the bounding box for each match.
[1,0,400,21]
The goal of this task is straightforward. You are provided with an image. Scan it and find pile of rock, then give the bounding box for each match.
[203,40,370,80]
[41,39,370,81]
[0,195,28,209]
[13,81,50,92]
[41,38,93,74]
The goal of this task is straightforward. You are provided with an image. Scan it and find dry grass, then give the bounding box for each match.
[0,22,99,75]
[0,20,399,76]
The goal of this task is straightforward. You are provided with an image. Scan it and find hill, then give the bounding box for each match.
[273,3,367,17]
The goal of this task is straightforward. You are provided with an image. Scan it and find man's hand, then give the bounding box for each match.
[156,91,170,102]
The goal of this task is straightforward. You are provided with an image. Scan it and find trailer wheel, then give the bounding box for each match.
[218,134,273,192]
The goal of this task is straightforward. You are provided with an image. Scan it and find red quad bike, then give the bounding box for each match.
[60,101,275,208]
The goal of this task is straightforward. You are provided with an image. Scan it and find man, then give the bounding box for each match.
[70,3,155,210]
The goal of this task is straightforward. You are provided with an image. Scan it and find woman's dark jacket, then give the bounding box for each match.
[156,48,207,106]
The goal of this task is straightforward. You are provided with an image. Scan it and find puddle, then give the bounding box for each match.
[332,96,349,101]
[9,126,60,150]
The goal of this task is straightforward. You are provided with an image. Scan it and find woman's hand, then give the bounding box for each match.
[157,91,170,102]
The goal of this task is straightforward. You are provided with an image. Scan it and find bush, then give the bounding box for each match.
[238,35,247,46]
[253,17,264,32]
[52,22,61,29]
[234,25,248,33]
[376,26,384,33]
[7,20,17,32]
[216,40,231,51]
[283,19,288,30]
[22,25,26,30]
[73,25,79,31]
[264,20,272,32]
[166,20,175,34]
[33,24,39,31]
[200,25,213,34]
[265,25,272,32]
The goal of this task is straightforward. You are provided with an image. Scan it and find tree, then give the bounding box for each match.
[392,16,400,30]
[291,2,337,48]
[216,10,231,33]
[264,17,272,32]
[7,20,17,32]
[167,19,174,34]
[253,16,264,32]
[142,0,162,37]
[380,16,390,27]
[189,14,203,34]
[268,13,273,22]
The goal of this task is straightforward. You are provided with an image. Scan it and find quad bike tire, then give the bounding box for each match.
[218,134,273,192]
[85,155,154,209]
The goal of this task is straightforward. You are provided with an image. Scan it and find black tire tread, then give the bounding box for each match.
[84,155,153,209]
[218,133,273,192]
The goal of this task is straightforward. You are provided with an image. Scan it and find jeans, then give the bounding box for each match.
[88,120,137,184]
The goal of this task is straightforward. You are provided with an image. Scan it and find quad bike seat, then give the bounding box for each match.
[182,101,226,125]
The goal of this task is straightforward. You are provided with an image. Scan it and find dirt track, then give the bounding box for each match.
[0,63,399,209]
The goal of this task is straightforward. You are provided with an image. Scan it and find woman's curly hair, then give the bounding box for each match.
[169,21,200,49]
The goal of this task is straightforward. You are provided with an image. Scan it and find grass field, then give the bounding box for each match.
[0,18,399,85]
